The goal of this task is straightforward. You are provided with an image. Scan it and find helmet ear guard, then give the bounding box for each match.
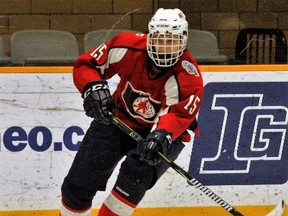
[147,8,188,68]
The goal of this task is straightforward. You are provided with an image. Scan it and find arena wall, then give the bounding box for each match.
[0,65,287,216]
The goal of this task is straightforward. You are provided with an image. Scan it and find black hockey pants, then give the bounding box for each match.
[61,119,185,210]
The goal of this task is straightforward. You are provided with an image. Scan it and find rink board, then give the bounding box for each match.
[0,65,287,216]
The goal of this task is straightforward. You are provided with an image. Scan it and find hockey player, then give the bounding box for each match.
[60,8,204,216]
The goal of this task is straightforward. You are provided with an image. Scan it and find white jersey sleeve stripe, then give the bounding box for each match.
[96,48,128,75]
[164,75,179,106]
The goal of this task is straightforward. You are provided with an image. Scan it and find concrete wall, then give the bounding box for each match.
[0,0,288,60]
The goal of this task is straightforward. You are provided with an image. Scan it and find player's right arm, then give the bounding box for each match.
[73,36,121,123]
[73,32,138,93]
[73,43,111,93]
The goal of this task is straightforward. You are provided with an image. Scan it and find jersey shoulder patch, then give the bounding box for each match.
[181,60,199,77]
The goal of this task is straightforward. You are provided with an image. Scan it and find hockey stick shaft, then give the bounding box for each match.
[110,115,244,216]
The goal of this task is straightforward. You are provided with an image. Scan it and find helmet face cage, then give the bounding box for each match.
[147,32,187,67]
[147,8,188,68]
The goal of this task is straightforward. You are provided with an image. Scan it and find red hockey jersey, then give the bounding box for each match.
[73,32,204,142]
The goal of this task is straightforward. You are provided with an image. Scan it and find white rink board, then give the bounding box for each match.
[0,71,287,210]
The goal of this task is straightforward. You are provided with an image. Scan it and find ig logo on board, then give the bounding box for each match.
[189,82,288,185]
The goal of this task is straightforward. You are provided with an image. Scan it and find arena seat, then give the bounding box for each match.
[83,29,137,52]
[235,28,287,64]
[10,30,79,66]
[0,36,12,65]
[186,29,228,65]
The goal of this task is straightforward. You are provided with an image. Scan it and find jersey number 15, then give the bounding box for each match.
[184,95,201,115]
[90,44,107,61]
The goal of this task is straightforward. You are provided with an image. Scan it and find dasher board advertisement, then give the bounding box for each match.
[0,69,287,215]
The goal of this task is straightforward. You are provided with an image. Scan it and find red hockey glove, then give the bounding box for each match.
[82,80,115,125]
[138,129,172,166]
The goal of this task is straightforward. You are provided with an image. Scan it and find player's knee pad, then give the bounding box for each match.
[61,177,96,210]
[113,154,157,204]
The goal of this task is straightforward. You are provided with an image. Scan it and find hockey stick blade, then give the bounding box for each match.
[110,115,243,216]
[265,200,285,216]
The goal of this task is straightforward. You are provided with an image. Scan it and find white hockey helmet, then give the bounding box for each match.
[147,8,188,67]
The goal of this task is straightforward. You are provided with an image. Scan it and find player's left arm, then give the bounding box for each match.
[153,68,204,141]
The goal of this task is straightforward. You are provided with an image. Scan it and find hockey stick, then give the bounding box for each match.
[110,115,286,216]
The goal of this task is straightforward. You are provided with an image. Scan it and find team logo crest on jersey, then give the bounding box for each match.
[132,97,155,118]
[182,60,199,76]
[122,82,161,122]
